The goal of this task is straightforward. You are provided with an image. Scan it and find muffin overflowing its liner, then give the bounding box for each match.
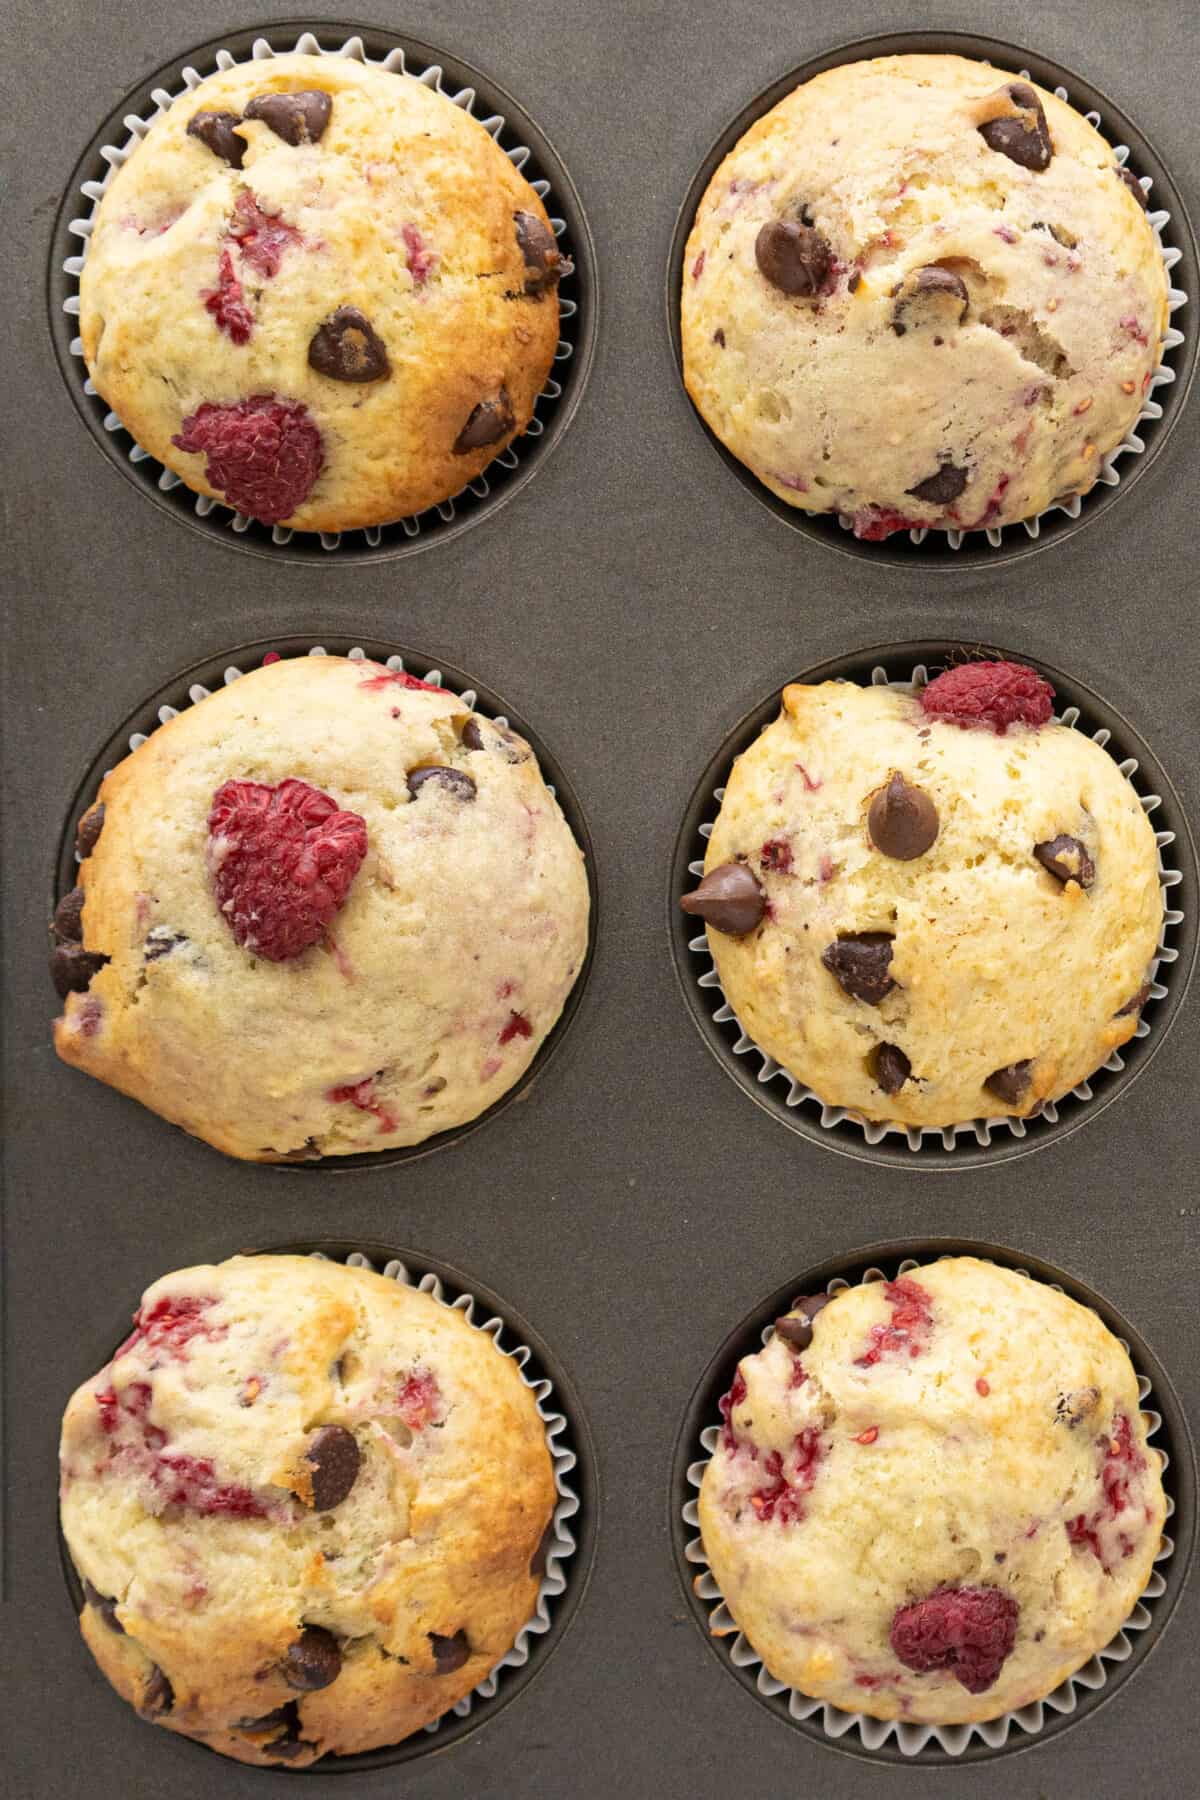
[681,1258,1175,1758]
[60,28,578,550]
[684,663,1184,1151]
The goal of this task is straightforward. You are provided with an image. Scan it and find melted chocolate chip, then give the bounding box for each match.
[530,1521,556,1579]
[907,463,969,506]
[53,887,85,942]
[867,773,939,860]
[978,82,1053,171]
[1055,1386,1100,1427]
[82,1577,125,1633]
[186,110,246,169]
[822,932,896,1004]
[429,1629,471,1674]
[141,1666,174,1717]
[984,1060,1034,1107]
[513,210,572,294]
[891,265,969,335]
[873,1042,912,1094]
[308,307,390,383]
[76,804,106,858]
[50,941,109,998]
[244,89,332,146]
[1034,835,1095,888]
[406,766,477,802]
[461,718,485,751]
[143,927,188,960]
[281,1627,342,1691]
[454,389,515,454]
[1117,166,1149,210]
[754,219,831,296]
[679,862,765,936]
[1116,982,1152,1018]
[304,1425,360,1511]
[236,1707,291,1733]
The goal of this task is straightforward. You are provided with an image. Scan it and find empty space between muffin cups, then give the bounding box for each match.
[311,1248,580,1738]
[680,1258,1177,1759]
[56,27,583,555]
[681,661,1185,1155]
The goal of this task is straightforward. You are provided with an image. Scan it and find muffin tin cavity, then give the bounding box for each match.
[667,29,1193,567]
[54,638,597,1170]
[51,25,594,560]
[670,1240,1192,1767]
[60,1240,597,1772]
[669,641,1193,1167]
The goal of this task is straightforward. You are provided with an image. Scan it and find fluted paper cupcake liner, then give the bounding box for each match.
[681,1257,1176,1758]
[61,30,576,550]
[685,662,1184,1152]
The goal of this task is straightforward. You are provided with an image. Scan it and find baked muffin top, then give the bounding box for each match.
[60,1254,557,1765]
[681,54,1168,538]
[52,656,590,1160]
[79,54,569,530]
[682,664,1161,1128]
[698,1257,1166,1725]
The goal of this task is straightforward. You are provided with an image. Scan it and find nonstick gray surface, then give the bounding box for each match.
[4,2,1199,1797]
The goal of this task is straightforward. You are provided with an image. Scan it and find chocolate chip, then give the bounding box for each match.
[867,773,939,860]
[873,1042,912,1094]
[822,932,896,1004]
[891,265,969,335]
[1031,219,1077,248]
[308,307,390,383]
[713,326,726,345]
[429,1629,471,1674]
[1055,1386,1101,1427]
[513,210,572,294]
[1034,835,1095,888]
[82,1577,125,1633]
[679,862,766,936]
[235,1708,291,1732]
[984,1060,1034,1106]
[453,389,515,454]
[244,89,332,146]
[978,82,1053,171]
[140,1665,174,1717]
[790,1293,831,1322]
[1116,982,1152,1017]
[304,1425,360,1511]
[754,219,831,296]
[268,1734,310,1763]
[186,110,246,169]
[907,463,969,506]
[50,941,109,998]
[461,718,485,751]
[76,804,106,858]
[1118,167,1149,210]
[281,1627,342,1691]
[143,927,188,960]
[406,766,477,802]
[53,887,85,942]
[775,1293,830,1350]
[530,1521,556,1578]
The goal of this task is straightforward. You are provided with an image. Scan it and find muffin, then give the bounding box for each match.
[681,54,1168,538]
[698,1257,1167,1725]
[51,655,589,1160]
[60,1254,558,1766]
[78,53,571,531]
[680,661,1161,1129]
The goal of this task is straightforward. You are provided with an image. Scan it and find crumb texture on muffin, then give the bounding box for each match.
[698,1258,1167,1725]
[689,673,1161,1127]
[79,54,569,530]
[52,656,589,1160]
[681,54,1168,536]
[60,1255,557,1766]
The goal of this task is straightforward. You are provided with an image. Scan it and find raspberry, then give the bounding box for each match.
[851,506,924,541]
[397,1368,442,1429]
[402,222,435,286]
[115,1295,221,1361]
[207,777,367,961]
[890,1586,1019,1693]
[1066,1411,1146,1570]
[358,665,443,694]
[920,660,1055,733]
[156,1453,266,1518]
[718,1369,747,1451]
[203,248,254,343]
[855,1278,934,1367]
[498,1011,533,1045]
[748,1427,824,1524]
[230,191,301,278]
[173,397,324,524]
[760,837,793,874]
[326,1077,399,1134]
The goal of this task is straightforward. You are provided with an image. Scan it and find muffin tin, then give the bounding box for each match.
[8,4,1200,1797]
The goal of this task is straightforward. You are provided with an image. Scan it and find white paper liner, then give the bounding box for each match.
[821,67,1188,550]
[685,662,1185,1152]
[74,643,557,849]
[308,1247,580,1741]
[681,1256,1177,1758]
[60,30,577,550]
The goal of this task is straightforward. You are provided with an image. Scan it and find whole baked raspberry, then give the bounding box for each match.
[890,1585,1019,1693]
[173,396,324,524]
[920,660,1055,733]
[207,777,368,961]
